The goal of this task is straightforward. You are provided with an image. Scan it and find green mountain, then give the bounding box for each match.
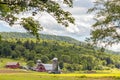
[0,32,119,53]
[0,32,81,44]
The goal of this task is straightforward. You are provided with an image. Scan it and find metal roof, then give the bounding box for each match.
[43,64,52,71]
[6,62,19,65]
[43,64,60,71]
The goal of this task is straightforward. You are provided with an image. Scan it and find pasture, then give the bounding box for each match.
[0,69,120,80]
[0,58,120,80]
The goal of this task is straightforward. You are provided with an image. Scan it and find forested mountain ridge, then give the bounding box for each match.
[0,32,81,44]
[1,32,119,54]
[0,32,120,71]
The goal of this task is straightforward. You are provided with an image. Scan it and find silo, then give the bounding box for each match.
[52,58,60,73]
[36,60,42,66]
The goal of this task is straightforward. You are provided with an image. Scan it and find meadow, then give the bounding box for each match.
[0,69,120,80]
[0,58,120,80]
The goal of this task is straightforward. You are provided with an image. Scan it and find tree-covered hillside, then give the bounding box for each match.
[0,32,120,71]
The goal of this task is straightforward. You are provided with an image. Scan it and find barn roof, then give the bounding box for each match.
[6,62,19,65]
[42,64,60,71]
[43,64,52,71]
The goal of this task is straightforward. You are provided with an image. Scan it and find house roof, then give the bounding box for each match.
[6,62,19,65]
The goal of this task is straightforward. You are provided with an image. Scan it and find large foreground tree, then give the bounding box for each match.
[88,0,120,45]
[0,0,75,38]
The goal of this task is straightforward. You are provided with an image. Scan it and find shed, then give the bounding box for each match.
[6,62,20,69]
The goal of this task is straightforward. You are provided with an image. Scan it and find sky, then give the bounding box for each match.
[0,0,120,52]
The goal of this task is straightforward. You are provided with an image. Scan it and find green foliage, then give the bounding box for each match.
[27,60,35,67]
[0,35,1,41]
[11,51,18,59]
[61,55,71,63]
[21,17,43,38]
[41,56,49,63]
[89,0,120,45]
[0,32,120,71]
[0,0,75,38]
[59,61,64,69]
[25,50,36,61]
[80,55,96,70]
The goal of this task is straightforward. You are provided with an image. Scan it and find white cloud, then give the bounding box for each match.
[66,24,79,33]
[0,0,93,40]
[1,0,120,51]
[107,44,120,52]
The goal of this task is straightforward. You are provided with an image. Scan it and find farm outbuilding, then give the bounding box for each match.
[35,58,61,73]
[35,63,46,72]
[6,62,20,69]
[35,64,53,72]
[34,60,51,72]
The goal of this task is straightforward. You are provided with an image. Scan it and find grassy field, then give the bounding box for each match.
[0,58,120,80]
[0,69,120,80]
[0,74,118,80]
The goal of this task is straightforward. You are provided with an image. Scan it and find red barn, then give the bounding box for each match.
[6,62,20,69]
[36,64,46,72]
[35,64,53,72]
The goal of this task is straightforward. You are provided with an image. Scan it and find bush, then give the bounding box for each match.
[27,61,35,68]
